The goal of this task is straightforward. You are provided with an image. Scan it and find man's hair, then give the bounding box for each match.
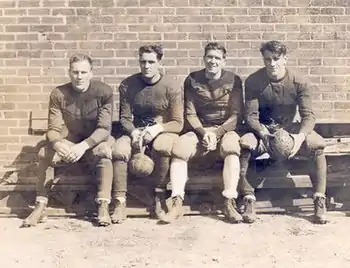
[204,42,227,59]
[260,40,287,56]
[138,44,164,60]
[69,53,93,69]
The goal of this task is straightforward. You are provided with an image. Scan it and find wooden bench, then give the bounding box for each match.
[2,111,350,218]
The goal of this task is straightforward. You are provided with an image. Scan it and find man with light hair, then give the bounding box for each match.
[160,42,244,224]
[22,53,115,227]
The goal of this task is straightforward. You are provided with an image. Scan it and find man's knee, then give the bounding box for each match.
[91,136,115,160]
[305,131,326,151]
[220,131,241,158]
[171,132,198,161]
[111,135,132,162]
[152,133,179,157]
[304,131,326,157]
[239,133,258,150]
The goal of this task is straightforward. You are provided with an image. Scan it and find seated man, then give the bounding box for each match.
[239,40,327,224]
[160,42,244,224]
[22,53,115,227]
[111,44,183,221]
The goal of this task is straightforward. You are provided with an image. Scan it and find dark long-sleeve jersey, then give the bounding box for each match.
[184,69,243,139]
[119,73,184,135]
[244,67,316,136]
[47,80,113,148]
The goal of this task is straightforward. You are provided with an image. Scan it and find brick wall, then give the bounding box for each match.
[0,0,349,167]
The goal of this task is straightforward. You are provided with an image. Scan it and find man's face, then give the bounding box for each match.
[203,49,226,75]
[139,52,161,79]
[262,50,288,79]
[69,60,93,92]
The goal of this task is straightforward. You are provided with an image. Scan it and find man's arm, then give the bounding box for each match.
[119,82,136,136]
[47,88,64,144]
[244,80,267,138]
[214,75,244,139]
[83,85,114,148]
[185,77,206,137]
[160,85,184,133]
[297,82,316,135]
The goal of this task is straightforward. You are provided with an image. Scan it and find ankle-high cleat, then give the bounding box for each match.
[223,198,243,223]
[242,195,256,224]
[159,196,184,224]
[111,199,127,224]
[150,190,166,219]
[313,194,327,224]
[97,200,111,227]
[21,201,47,228]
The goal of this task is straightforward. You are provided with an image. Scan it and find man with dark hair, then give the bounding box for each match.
[111,44,184,222]
[239,40,327,224]
[159,42,244,224]
[22,53,115,227]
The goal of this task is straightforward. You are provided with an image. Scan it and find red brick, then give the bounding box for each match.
[262,32,286,40]
[126,8,150,15]
[68,0,91,7]
[138,15,162,23]
[42,68,66,76]
[153,24,177,32]
[5,59,28,67]
[164,33,188,41]
[260,15,284,23]
[4,9,27,15]
[128,25,151,32]
[140,0,163,6]
[322,76,347,84]
[103,42,128,49]
[91,0,114,7]
[164,67,189,75]
[200,8,224,15]
[28,77,53,84]
[0,35,15,41]
[178,42,202,49]
[64,33,88,40]
[19,1,40,7]
[0,137,20,143]
[29,43,53,50]
[5,94,28,102]
[323,58,347,66]
[238,33,262,40]
[18,68,41,76]
[211,15,236,23]
[189,33,212,40]
[90,16,113,24]
[29,25,53,32]
[91,50,115,58]
[138,33,162,40]
[42,0,67,6]
[41,17,65,24]
[18,51,42,58]
[0,17,17,24]
[150,8,175,14]
[114,33,138,40]
[202,24,226,32]
[0,1,16,8]
[251,24,275,31]
[237,0,262,6]
[115,0,139,6]
[223,7,248,14]
[55,42,79,50]
[28,8,51,15]
[5,25,28,32]
[0,52,16,58]
[333,67,350,75]
[52,8,76,15]
[176,8,199,14]
[163,15,188,23]
[0,103,15,110]
[114,15,138,23]
[79,41,103,49]
[264,0,286,6]
[103,59,126,66]
[103,25,127,33]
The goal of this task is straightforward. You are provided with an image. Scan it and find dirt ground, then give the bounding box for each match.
[1,213,350,268]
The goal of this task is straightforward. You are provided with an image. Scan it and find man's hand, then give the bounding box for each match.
[142,124,164,145]
[53,141,71,160]
[65,141,90,163]
[260,133,274,149]
[288,133,306,159]
[131,128,143,150]
[202,132,217,151]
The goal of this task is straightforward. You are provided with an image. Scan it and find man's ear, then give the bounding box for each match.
[284,55,288,63]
